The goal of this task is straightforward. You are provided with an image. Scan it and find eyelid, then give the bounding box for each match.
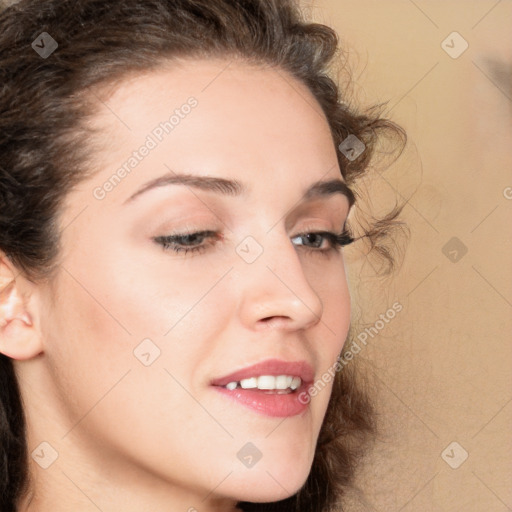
[294,218,347,234]
[286,200,350,228]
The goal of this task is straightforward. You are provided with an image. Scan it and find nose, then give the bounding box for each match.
[235,230,324,332]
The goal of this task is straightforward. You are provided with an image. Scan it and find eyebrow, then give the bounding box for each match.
[123,171,355,207]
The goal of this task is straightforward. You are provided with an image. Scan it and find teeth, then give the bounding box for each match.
[240,377,258,389]
[257,375,275,389]
[275,375,288,390]
[224,375,302,391]
[290,376,301,390]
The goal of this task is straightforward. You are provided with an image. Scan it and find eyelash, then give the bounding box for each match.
[153,229,354,256]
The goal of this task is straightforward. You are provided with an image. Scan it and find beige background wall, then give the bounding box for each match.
[303,1,511,510]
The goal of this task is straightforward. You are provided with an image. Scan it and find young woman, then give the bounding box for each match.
[0,0,406,510]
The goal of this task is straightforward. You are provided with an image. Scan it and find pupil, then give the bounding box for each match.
[306,234,320,247]
[184,233,201,245]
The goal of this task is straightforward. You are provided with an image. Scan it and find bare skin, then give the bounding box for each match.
[1,58,352,511]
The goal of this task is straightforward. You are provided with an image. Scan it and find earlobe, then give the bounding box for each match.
[0,255,44,360]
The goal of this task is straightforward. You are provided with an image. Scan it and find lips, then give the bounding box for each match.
[210,358,314,387]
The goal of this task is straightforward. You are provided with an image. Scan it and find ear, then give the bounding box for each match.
[0,253,44,360]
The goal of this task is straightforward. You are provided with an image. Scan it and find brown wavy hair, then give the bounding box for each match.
[0,0,407,510]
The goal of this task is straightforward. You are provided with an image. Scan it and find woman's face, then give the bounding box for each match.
[26,59,353,509]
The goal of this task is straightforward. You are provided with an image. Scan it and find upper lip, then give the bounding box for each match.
[210,358,314,387]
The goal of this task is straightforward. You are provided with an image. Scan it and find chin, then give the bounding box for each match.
[228,459,312,504]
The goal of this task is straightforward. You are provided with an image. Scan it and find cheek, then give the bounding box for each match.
[39,261,239,485]
[41,242,233,421]
[310,259,352,351]
[42,248,222,390]
[305,261,351,417]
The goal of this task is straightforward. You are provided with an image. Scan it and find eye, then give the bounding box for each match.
[291,231,354,254]
[153,230,218,255]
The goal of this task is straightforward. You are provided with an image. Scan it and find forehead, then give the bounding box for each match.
[73,57,347,216]
[87,57,338,172]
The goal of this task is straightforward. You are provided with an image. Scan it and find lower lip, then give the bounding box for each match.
[211,383,311,417]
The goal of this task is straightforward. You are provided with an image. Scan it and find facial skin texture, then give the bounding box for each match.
[4,59,353,511]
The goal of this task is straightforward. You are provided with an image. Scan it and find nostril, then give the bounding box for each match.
[259,316,288,329]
